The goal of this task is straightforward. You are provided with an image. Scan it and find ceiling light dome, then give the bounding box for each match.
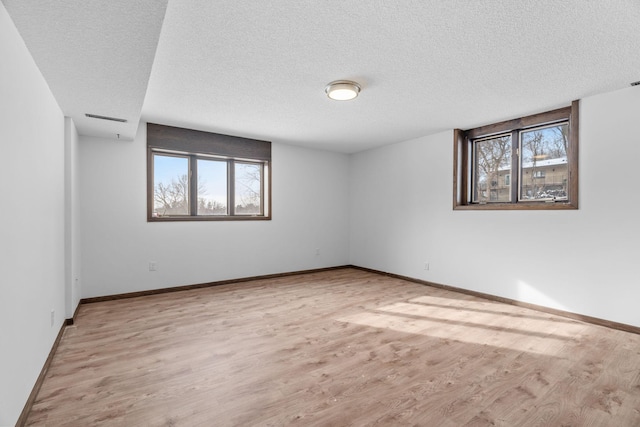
[325,80,361,101]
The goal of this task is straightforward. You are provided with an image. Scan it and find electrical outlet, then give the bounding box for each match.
[424,262,430,271]
[315,248,320,256]
[50,310,55,327]
[149,262,158,272]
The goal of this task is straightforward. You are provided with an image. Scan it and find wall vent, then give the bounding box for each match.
[85,113,127,123]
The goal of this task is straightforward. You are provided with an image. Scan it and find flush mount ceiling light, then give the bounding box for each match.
[325,80,361,101]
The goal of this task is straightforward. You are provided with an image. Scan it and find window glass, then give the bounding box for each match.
[472,135,512,203]
[453,102,577,210]
[234,162,262,215]
[197,159,228,215]
[153,154,189,216]
[519,124,568,201]
[147,123,271,221]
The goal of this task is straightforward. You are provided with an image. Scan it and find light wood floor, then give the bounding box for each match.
[26,268,640,426]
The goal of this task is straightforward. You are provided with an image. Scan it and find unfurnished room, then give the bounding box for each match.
[1,1,640,426]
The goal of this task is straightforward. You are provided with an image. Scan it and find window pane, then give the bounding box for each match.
[473,135,512,203]
[153,154,189,216]
[519,123,568,201]
[197,159,228,215]
[235,162,262,215]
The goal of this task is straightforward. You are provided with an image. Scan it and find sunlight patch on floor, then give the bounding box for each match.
[409,295,503,307]
[336,296,586,356]
[407,295,572,323]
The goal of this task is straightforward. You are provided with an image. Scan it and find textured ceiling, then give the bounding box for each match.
[2,0,167,140]
[4,1,640,152]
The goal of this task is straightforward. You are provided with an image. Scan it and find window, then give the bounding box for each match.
[147,123,271,221]
[453,101,578,210]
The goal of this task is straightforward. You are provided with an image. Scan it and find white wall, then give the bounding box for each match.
[65,117,82,318]
[350,86,640,328]
[0,3,67,426]
[79,125,350,298]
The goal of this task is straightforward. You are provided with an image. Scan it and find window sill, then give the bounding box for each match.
[453,201,578,211]
[148,215,272,222]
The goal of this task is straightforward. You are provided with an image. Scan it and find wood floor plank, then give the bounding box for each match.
[24,268,640,426]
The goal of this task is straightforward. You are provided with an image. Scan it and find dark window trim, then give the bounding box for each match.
[147,123,272,221]
[453,100,579,211]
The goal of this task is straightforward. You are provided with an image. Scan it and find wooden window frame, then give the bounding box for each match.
[147,123,272,221]
[453,100,579,211]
